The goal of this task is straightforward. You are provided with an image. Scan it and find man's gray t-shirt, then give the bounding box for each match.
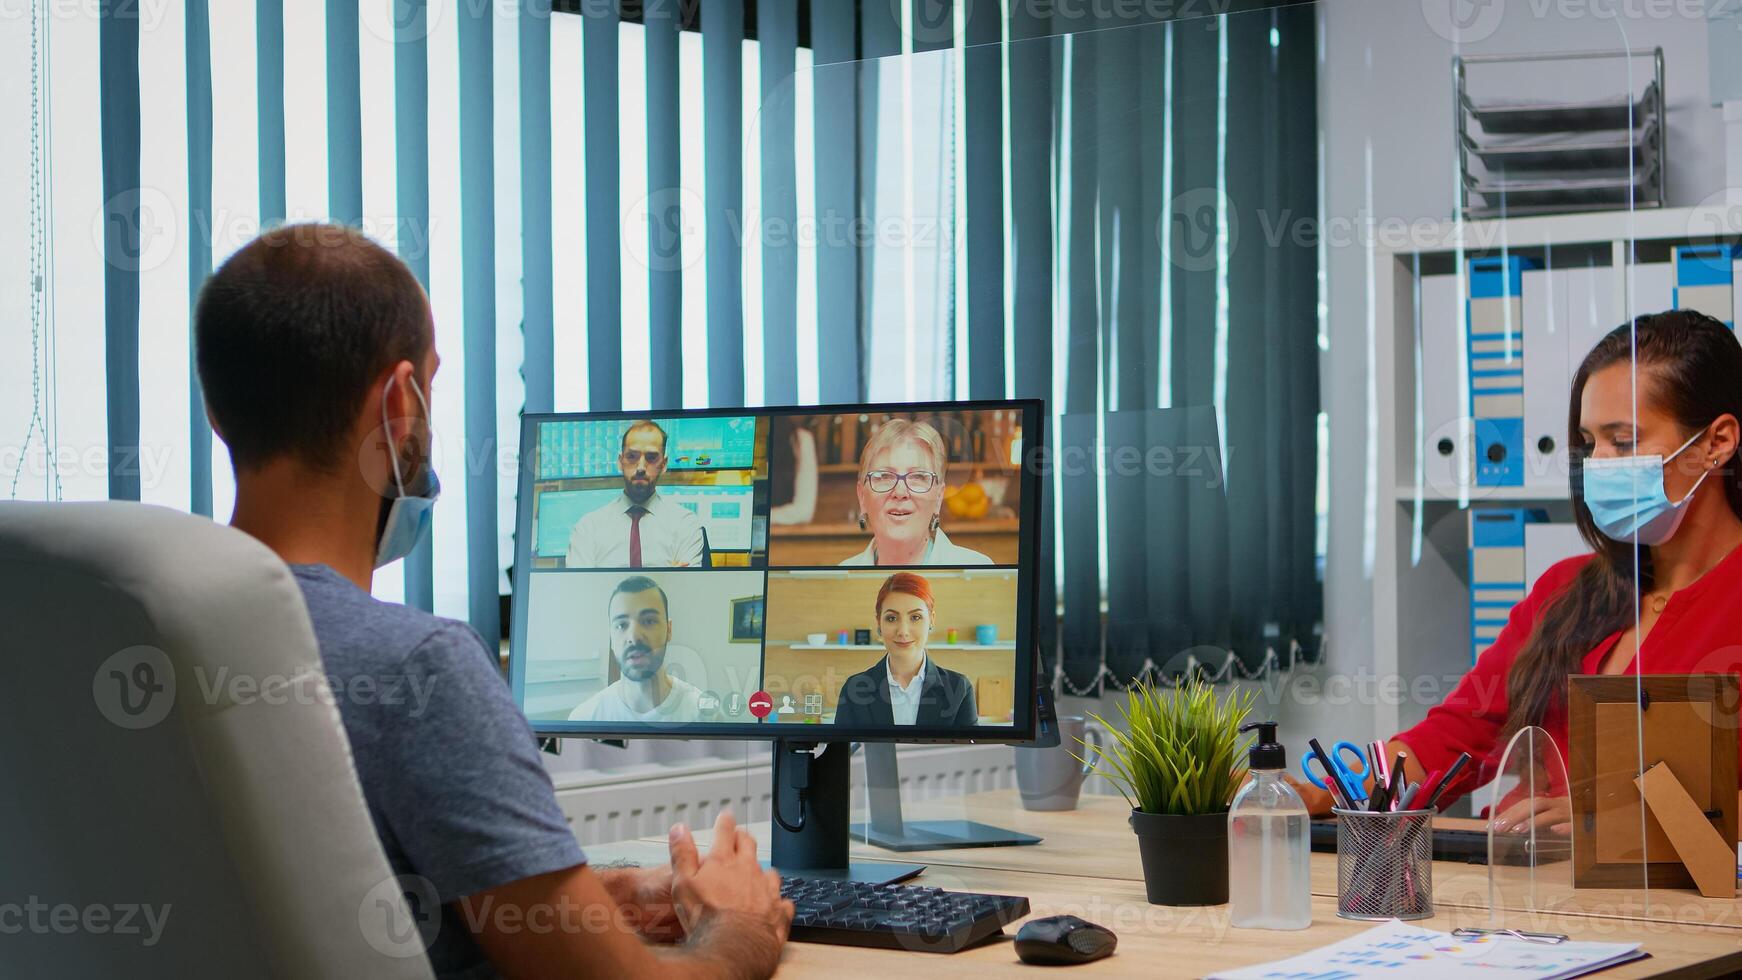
[291,564,585,979]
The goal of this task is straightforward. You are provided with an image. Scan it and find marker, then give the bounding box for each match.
[1415,768,1444,808]
[1423,752,1471,811]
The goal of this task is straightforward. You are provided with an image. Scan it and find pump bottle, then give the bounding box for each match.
[1227,721,1311,930]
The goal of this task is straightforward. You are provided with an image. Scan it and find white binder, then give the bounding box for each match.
[1419,273,1469,496]
[1522,263,1619,493]
[1628,262,1674,319]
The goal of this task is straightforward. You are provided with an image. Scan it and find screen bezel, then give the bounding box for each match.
[508,398,1044,744]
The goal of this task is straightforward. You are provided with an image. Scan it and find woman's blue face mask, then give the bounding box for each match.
[1580,426,1711,546]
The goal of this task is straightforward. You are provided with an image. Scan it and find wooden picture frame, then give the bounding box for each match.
[729,595,764,643]
[1567,674,1739,890]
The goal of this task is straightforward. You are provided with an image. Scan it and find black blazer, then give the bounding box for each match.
[832,656,978,729]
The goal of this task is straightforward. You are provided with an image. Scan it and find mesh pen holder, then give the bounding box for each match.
[1333,807,1434,921]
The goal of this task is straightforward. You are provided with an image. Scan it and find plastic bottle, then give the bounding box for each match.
[1227,721,1311,930]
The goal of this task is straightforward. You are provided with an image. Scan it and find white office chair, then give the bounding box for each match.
[0,501,434,980]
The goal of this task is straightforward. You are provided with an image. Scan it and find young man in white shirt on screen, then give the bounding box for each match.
[566,421,706,568]
[570,576,704,723]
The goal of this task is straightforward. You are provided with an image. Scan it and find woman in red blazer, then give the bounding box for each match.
[1295,310,1742,828]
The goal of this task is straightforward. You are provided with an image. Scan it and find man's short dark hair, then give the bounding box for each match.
[609,576,669,618]
[195,223,430,472]
[621,419,668,454]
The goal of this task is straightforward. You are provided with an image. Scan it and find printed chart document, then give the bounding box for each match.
[1208,919,1645,980]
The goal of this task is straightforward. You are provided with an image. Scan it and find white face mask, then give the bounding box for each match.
[375,374,440,568]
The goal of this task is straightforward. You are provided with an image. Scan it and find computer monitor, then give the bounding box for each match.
[509,400,1045,879]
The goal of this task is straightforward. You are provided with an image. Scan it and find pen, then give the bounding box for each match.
[1423,752,1471,811]
[1308,738,1357,810]
[1387,753,1407,811]
[1399,781,1422,810]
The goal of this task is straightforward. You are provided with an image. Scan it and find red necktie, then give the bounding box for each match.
[628,506,646,568]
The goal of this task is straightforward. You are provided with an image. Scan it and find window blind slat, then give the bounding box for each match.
[395,0,434,611]
[964,4,1003,400]
[256,0,286,223]
[703,0,745,408]
[1058,32,1102,691]
[810,0,858,402]
[187,0,214,516]
[520,0,555,415]
[583,1,622,412]
[459,4,500,643]
[1006,3,1056,678]
[758,0,797,407]
[100,0,141,502]
[645,3,683,411]
[325,0,362,224]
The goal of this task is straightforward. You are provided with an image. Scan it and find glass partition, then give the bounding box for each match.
[731,0,1742,930]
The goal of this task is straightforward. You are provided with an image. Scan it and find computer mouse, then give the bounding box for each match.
[1014,914,1116,965]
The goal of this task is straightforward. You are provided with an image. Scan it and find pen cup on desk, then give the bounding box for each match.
[1333,807,1434,921]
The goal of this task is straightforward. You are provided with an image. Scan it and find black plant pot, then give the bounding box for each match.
[1129,809,1229,906]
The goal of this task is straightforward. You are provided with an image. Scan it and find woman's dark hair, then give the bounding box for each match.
[1503,309,1742,737]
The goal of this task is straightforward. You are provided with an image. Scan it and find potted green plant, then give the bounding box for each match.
[1077,677,1254,906]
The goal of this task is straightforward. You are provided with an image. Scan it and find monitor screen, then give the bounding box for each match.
[508,401,1042,742]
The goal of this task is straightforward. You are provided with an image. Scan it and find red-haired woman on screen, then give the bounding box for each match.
[832,572,979,727]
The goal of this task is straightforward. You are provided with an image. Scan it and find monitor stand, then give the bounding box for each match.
[849,743,1042,852]
[768,740,925,885]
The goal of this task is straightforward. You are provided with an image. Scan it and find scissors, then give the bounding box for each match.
[1302,740,1369,804]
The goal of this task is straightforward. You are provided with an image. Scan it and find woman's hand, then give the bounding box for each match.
[1491,794,1572,837]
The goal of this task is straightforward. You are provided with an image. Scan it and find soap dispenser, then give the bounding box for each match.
[1227,721,1311,930]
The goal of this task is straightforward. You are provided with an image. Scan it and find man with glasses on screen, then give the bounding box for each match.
[569,576,705,723]
[566,420,706,569]
[196,225,789,979]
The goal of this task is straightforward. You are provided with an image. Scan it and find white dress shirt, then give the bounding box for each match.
[568,675,702,723]
[840,528,995,567]
[566,491,705,568]
[886,657,928,726]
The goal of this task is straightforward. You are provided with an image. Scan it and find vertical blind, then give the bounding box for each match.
[7,0,1322,692]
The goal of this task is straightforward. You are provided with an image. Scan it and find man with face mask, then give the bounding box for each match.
[195,224,790,979]
[565,420,706,568]
[569,576,703,722]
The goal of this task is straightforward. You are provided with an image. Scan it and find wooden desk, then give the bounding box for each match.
[596,789,1742,977]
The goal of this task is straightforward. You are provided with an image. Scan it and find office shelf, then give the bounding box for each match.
[1455,50,1665,219]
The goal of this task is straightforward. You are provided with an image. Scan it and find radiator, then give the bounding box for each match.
[552,743,1070,847]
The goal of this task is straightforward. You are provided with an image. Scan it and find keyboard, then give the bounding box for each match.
[781,877,1031,953]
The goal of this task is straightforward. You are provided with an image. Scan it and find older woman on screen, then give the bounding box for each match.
[832,572,978,728]
[842,419,993,566]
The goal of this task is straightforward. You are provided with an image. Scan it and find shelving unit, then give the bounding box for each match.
[1371,203,1740,738]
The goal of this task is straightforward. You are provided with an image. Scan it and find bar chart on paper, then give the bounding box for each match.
[1207,919,1645,980]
